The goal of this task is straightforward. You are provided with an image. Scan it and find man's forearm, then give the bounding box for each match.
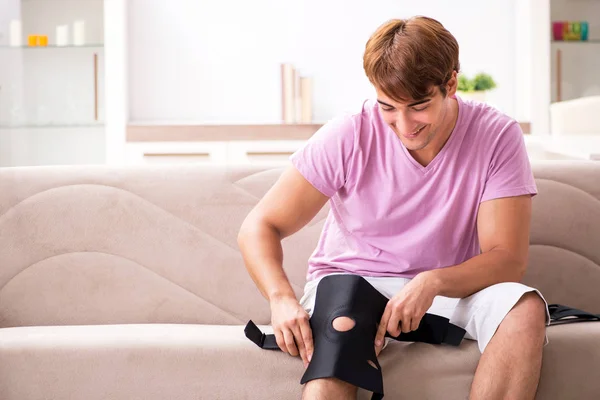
[426,249,526,299]
[238,217,296,302]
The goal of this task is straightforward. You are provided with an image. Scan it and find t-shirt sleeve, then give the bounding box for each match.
[289,115,356,197]
[480,121,538,203]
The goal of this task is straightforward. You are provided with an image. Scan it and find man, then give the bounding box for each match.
[238,16,549,400]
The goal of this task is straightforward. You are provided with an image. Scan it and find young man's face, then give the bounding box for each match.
[375,75,457,153]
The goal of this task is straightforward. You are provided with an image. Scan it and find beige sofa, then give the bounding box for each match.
[0,161,599,400]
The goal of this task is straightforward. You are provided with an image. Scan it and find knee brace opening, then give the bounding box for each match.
[367,360,378,370]
[332,316,355,332]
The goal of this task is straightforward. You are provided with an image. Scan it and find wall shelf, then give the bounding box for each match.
[0,44,104,49]
[551,40,600,44]
[127,124,325,142]
[126,122,532,142]
[0,123,105,129]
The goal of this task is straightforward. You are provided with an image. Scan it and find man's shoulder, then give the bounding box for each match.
[317,99,385,141]
[459,97,520,145]
[332,99,380,125]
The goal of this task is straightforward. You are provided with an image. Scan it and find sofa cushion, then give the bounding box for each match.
[1,323,599,400]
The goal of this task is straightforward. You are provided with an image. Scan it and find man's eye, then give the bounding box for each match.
[413,106,429,112]
[382,107,394,112]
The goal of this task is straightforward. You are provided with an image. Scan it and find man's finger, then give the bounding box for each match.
[283,329,299,356]
[410,316,421,332]
[387,312,401,337]
[292,325,308,366]
[274,329,286,353]
[299,319,314,363]
[375,306,391,348]
[401,317,412,333]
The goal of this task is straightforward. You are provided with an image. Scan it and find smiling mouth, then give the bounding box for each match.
[412,126,426,134]
[404,125,426,137]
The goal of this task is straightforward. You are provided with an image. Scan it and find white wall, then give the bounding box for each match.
[128,0,519,124]
[514,0,533,124]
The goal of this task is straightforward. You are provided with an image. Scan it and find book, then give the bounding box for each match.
[281,63,295,124]
[300,77,313,123]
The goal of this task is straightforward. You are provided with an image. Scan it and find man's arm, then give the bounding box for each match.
[238,166,329,302]
[237,165,329,366]
[425,195,532,299]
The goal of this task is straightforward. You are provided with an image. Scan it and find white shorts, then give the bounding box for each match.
[299,273,551,353]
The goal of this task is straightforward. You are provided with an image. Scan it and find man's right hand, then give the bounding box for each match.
[270,295,314,368]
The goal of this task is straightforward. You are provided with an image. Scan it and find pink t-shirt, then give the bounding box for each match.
[290,96,537,281]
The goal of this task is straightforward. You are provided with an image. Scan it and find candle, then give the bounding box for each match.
[28,35,39,47]
[73,20,85,46]
[56,25,69,46]
[10,20,22,47]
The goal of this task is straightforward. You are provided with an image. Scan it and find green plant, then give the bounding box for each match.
[457,75,475,92]
[472,73,496,91]
[457,73,496,92]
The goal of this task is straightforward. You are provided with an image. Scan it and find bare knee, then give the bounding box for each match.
[332,316,355,332]
[302,377,357,400]
[503,292,547,335]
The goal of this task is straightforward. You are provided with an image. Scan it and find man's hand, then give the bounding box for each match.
[270,295,314,368]
[374,272,439,356]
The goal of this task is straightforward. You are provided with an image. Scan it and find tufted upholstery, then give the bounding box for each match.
[525,162,600,313]
[0,161,599,399]
[0,165,322,328]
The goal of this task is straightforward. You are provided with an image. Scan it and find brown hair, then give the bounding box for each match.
[363,16,460,102]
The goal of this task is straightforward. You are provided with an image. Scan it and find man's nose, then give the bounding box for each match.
[393,114,414,134]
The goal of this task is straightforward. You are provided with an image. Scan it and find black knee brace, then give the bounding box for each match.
[245,274,466,399]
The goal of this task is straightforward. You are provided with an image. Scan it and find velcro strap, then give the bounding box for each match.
[548,304,600,325]
[244,320,280,350]
[385,313,465,346]
[245,313,466,350]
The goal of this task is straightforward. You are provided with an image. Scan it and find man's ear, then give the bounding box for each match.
[445,70,458,97]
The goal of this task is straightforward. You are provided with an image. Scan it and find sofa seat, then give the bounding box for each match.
[1,322,599,400]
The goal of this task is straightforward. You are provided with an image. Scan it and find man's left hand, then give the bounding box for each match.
[374,271,439,356]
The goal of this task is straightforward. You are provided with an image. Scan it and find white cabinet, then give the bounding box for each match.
[0,0,106,167]
[124,141,305,166]
[0,126,105,167]
[125,142,228,165]
[227,140,305,166]
[0,0,105,128]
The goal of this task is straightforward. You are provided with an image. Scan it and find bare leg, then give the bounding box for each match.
[302,378,358,400]
[470,292,547,400]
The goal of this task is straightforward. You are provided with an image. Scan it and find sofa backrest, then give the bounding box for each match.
[0,161,599,328]
[523,161,600,314]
